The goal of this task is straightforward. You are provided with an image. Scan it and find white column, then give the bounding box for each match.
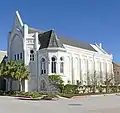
[111,63,114,84]
[79,58,82,84]
[35,32,39,50]
[58,60,60,74]
[36,51,39,91]
[7,32,11,60]
[100,62,102,84]
[48,59,51,74]
[71,56,74,84]
[23,24,28,65]
[81,59,84,85]
[25,80,28,92]
[56,61,59,74]
[86,59,89,85]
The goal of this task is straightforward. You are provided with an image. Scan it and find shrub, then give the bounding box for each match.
[0,91,42,98]
[63,84,79,94]
[41,93,57,100]
[20,92,42,98]
[48,75,64,84]
[96,86,104,93]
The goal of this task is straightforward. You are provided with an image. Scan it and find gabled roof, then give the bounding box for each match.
[0,51,7,63]
[38,30,96,51]
[38,30,64,49]
[91,44,108,54]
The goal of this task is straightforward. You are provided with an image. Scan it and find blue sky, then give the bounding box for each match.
[0,0,120,62]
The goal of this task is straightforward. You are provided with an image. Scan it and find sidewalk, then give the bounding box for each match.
[72,93,120,99]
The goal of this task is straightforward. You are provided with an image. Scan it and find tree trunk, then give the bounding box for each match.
[8,78,12,91]
[10,78,12,91]
[19,80,23,91]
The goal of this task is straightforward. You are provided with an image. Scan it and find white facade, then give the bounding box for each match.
[8,11,113,92]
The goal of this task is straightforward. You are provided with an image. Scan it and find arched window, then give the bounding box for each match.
[30,50,34,61]
[41,58,46,74]
[60,57,64,73]
[51,57,57,73]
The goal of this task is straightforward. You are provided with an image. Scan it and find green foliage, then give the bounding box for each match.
[0,63,3,76]
[63,84,79,94]
[0,91,42,98]
[41,93,58,100]
[23,92,42,98]
[0,61,30,91]
[1,61,17,78]
[48,75,64,84]
[1,61,29,80]
[96,85,104,93]
[12,62,29,80]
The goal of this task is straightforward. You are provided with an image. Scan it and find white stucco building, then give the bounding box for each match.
[7,11,113,92]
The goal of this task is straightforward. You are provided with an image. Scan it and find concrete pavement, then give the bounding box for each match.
[0,95,120,113]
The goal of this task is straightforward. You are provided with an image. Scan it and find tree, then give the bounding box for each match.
[105,72,114,93]
[48,75,64,92]
[48,75,64,85]
[0,63,3,76]
[12,62,29,91]
[1,61,29,91]
[90,71,97,93]
[2,61,17,90]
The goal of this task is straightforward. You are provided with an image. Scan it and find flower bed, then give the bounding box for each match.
[41,94,59,100]
[15,96,32,98]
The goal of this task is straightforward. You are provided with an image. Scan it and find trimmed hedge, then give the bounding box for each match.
[0,91,59,99]
[0,91,43,98]
[59,92,120,98]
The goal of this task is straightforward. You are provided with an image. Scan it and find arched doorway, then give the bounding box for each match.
[40,80,46,91]
[0,78,6,91]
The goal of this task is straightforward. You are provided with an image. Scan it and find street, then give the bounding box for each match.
[0,95,120,113]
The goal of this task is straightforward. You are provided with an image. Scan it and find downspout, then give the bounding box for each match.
[71,56,74,84]
[34,32,39,92]
[37,51,39,92]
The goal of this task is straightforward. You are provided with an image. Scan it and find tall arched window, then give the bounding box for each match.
[30,50,34,61]
[51,57,57,73]
[60,57,64,73]
[41,58,46,74]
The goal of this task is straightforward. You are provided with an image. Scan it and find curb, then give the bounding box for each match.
[71,93,120,99]
[72,95,89,99]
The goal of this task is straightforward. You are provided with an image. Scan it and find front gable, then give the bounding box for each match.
[11,11,23,34]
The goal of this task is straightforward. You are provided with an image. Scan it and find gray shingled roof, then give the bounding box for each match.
[38,30,64,49]
[38,30,96,52]
[58,37,96,52]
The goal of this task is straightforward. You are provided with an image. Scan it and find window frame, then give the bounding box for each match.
[20,53,22,60]
[41,58,46,74]
[60,57,64,73]
[30,50,34,61]
[17,54,19,60]
[14,54,16,60]
[51,57,57,73]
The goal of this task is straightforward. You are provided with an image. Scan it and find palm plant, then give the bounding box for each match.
[2,61,17,90]
[1,61,29,91]
[13,62,29,91]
